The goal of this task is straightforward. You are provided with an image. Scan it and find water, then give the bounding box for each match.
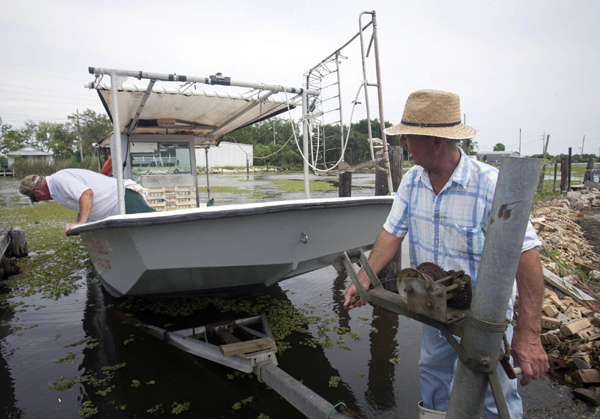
[0,175,592,418]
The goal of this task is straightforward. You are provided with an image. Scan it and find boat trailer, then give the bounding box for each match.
[118,311,358,419]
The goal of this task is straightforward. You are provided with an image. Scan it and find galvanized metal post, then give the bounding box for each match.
[110,73,126,215]
[446,157,542,419]
[302,86,310,198]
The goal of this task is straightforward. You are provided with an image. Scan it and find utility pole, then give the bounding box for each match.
[542,132,545,156]
[581,135,585,156]
[519,128,521,155]
[76,109,83,162]
[273,120,276,145]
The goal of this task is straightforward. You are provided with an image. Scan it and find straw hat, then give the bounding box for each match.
[19,174,42,203]
[384,89,479,140]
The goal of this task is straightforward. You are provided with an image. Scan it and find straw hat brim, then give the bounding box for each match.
[384,122,479,140]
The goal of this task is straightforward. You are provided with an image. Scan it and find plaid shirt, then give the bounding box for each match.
[384,149,541,285]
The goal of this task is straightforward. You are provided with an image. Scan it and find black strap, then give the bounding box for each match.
[401,120,461,128]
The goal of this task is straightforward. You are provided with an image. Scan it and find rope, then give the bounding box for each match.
[326,401,346,419]
[465,311,509,332]
[228,133,295,160]
[283,82,368,173]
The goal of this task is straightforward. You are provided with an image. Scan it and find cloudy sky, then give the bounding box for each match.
[1,0,598,157]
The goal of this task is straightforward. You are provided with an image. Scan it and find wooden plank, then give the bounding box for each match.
[542,267,595,302]
[220,337,276,357]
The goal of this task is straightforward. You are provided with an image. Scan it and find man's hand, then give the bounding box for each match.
[342,230,404,310]
[513,248,548,385]
[511,329,548,385]
[65,222,85,236]
[343,271,371,309]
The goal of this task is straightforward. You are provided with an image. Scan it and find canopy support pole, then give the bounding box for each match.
[110,72,127,215]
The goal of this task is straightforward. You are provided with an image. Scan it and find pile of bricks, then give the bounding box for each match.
[529,187,600,405]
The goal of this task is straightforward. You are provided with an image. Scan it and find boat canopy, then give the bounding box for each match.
[89,82,298,146]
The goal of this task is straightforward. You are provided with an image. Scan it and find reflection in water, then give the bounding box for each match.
[0,298,24,419]
[366,306,399,413]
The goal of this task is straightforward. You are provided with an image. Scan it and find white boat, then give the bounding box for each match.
[72,197,392,297]
[70,17,396,297]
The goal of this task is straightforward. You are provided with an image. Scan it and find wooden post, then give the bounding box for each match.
[560,155,568,192]
[9,230,28,257]
[375,146,403,276]
[584,158,595,183]
[338,149,352,197]
[568,147,572,191]
[553,161,558,192]
[375,146,402,196]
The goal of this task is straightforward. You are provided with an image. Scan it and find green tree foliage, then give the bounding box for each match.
[493,143,506,151]
[0,109,111,162]
[67,109,112,160]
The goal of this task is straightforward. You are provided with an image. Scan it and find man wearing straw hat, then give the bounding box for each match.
[344,90,547,418]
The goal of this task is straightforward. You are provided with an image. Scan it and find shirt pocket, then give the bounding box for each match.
[443,222,484,257]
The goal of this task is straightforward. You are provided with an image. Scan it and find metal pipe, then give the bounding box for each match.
[335,51,345,162]
[110,73,126,215]
[446,157,543,419]
[302,85,310,198]
[126,79,156,135]
[89,67,319,97]
[370,11,394,194]
[358,12,376,163]
[205,148,211,200]
[259,363,347,419]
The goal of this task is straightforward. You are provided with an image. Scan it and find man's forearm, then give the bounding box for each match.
[77,189,94,224]
[515,248,544,334]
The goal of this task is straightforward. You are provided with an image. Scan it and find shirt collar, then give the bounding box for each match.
[450,148,471,189]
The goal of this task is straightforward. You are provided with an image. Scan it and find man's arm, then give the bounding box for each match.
[511,247,548,385]
[64,189,94,235]
[343,230,404,308]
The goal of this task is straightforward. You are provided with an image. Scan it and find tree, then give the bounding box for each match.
[493,143,506,151]
[67,109,112,159]
[0,122,24,156]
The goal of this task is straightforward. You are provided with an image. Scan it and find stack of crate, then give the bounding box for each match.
[146,186,194,211]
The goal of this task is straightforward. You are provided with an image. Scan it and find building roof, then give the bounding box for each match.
[7,146,53,156]
[477,151,520,156]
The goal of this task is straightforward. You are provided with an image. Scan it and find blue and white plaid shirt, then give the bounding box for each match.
[384,149,541,286]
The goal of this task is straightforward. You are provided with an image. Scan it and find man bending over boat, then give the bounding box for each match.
[343,90,548,419]
[19,168,155,235]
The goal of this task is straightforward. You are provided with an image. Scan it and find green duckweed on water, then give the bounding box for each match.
[0,202,91,305]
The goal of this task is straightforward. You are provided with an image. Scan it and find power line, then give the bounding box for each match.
[0,96,99,105]
[0,66,88,83]
[0,83,93,98]
[0,89,97,101]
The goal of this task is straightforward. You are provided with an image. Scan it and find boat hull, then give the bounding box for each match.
[71,197,393,297]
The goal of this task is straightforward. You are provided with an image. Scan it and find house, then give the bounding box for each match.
[7,146,54,168]
[477,150,520,164]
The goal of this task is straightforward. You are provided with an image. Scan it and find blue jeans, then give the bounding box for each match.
[418,323,523,419]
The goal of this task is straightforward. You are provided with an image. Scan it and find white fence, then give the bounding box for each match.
[195,142,253,168]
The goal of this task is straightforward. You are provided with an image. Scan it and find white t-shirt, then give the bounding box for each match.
[46,169,119,220]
